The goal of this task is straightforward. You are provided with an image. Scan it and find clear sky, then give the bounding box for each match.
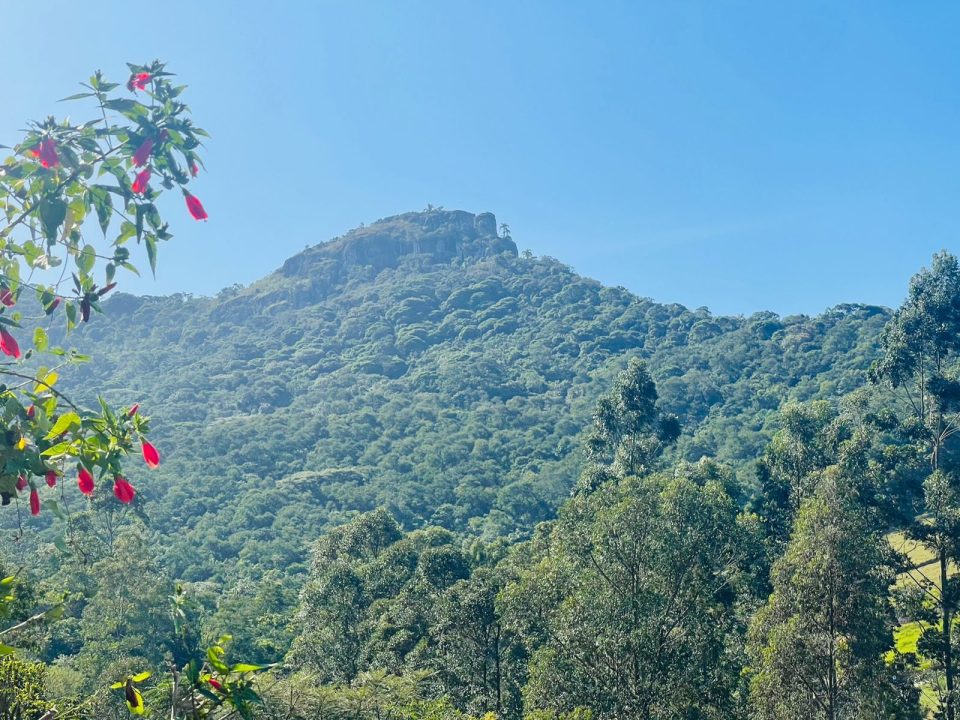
[2,1,958,316]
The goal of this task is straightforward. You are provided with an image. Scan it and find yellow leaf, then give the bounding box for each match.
[15,437,25,451]
[35,371,58,393]
[126,686,145,716]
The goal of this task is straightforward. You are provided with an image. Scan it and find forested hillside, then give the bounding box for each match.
[3,209,922,719]
[9,209,888,582]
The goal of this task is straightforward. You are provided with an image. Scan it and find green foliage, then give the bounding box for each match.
[748,469,917,718]
[0,60,207,517]
[11,211,888,619]
[0,656,59,720]
[502,464,761,719]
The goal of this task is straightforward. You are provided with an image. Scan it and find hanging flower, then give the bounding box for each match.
[113,477,135,503]
[132,137,154,167]
[30,138,60,168]
[141,440,160,469]
[45,470,57,488]
[0,328,21,359]
[78,467,95,495]
[190,162,199,177]
[132,168,151,194]
[29,488,40,516]
[0,288,15,307]
[26,405,35,419]
[15,476,27,491]
[184,192,208,221]
[127,72,151,91]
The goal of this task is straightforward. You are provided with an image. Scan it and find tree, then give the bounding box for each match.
[578,358,679,492]
[427,567,524,718]
[869,251,960,718]
[503,461,760,719]
[747,468,917,719]
[0,60,208,521]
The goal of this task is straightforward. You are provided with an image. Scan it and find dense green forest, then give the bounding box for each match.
[4,209,958,718]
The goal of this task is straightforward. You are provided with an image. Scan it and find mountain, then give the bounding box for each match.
[22,209,888,584]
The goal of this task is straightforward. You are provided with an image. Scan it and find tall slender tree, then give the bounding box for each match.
[747,468,916,719]
[578,358,679,492]
[870,251,960,718]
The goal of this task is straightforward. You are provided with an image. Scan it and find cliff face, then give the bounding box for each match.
[279,210,516,279]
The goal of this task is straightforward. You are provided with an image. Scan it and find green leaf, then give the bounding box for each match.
[89,186,113,235]
[145,235,157,277]
[33,327,48,352]
[38,198,67,243]
[231,663,268,673]
[207,646,230,673]
[47,499,65,520]
[59,92,95,102]
[77,245,96,275]
[45,412,80,440]
[40,441,72,457]
[65,302,77,329]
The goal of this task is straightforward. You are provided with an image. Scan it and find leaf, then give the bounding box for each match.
[89,186,113,235]
[77,245,96,275]
[33,327,48,352]
[36,371,58,392]
[59,92,95,102]
[38,198,68,243]
[0,644,14,656]
[207,645,230,673]
[131,671,152,682]
[231,662,270,673]
[145,235,157,277]
[40,442,72,457]
[47,499,65,520]
[45,412,80,440]
[65,302,77,329]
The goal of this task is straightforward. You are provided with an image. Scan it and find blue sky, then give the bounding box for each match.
[2,1,958,316]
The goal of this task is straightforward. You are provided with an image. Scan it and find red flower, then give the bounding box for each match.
[132,137,154,167]
[29,488,40,516]
[190,163,199,177]
[184,193,208,221]
[0,328,20,359]
[26,405,35,419]
[129,404,140,417]
[78,467,95,495]
[132,168,151,194]
[45,297,61,315]
[141,440,160,469]
[30,138,60,169]
[208,679,223,692]
[15,476,27,491]
[45,470,57,488]
[0,288,15,307]
[113,477,135,503]
[127,72,151,91]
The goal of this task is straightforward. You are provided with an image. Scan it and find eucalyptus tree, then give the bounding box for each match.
[504,461,760,719]
[578,357,679,492]
[869,251,960,718]
[748,468,917,720]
